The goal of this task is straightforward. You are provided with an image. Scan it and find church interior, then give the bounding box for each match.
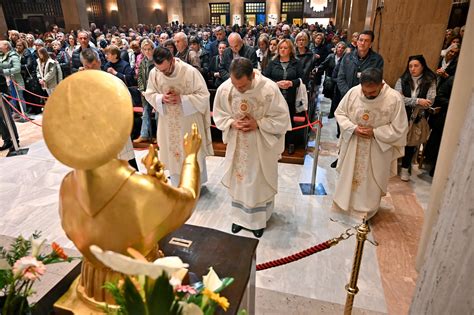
[0,0,472,314]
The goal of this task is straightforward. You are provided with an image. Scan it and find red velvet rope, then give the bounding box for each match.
[1,95,42,127]
[3,94,45,107]
[11,79,49,100]
[256,240,332,271]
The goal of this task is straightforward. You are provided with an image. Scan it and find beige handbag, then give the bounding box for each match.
[406,108,430,146]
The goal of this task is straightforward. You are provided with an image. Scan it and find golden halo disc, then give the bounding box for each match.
[43,70,133,169]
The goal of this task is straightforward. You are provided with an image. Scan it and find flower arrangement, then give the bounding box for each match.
[0,232,74,315]
[90,245,247,315]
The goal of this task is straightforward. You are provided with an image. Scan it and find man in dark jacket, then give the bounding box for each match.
[219,33,258,82]
[71,30,105,73]
[103,45,136,87]
[205,26,228,59]
[336,30,384,97]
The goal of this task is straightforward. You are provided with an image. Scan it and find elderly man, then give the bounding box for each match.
[79,48,138,170]
[0,41,21,150]
[174,32,200,69]
[159,32,169,46]
[0,40,28,121]
[144,47,213,186]
[71,30,104,73]
[213,58,291,238]
[219,32,258,82]
[333,68,408,221]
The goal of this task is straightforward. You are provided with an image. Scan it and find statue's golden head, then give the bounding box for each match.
[42,70,133,170]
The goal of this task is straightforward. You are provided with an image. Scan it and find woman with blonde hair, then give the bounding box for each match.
[264,39,303,154]
[36,47,62,95]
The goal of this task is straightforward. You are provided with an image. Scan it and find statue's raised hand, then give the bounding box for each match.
[183,123,201,156]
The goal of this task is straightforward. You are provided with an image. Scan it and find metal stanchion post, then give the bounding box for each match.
[1,95,29,157]
[10,78,27,118]
[344,221,370,315]
[299,111,326,195]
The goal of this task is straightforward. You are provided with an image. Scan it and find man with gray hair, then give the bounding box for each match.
[205,26,228,59]
[219,32,258,82]
[174,32,200,69]
[333,68,408,222]
[71,30,104,73]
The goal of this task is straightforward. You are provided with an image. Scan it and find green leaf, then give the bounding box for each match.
[104,281,127,312]
[214,277,234,293]
[122,277,146,315]
[146,272,174,315]
[237,310,248,315]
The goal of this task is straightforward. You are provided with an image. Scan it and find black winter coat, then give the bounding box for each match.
[296,49,316,86]
[219,45,258,81]
[264,57,302,119]
[103,59,137,87]
[336,48,384,97]
[71,46,105,73]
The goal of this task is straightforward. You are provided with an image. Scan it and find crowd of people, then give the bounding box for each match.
[0,20,464,234]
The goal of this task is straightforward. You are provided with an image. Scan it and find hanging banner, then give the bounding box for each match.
[268,14,278,26]
[232,14,241,26]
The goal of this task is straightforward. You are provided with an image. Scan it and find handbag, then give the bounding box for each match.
[322,76,335,99]
[406,108,430,146]
[295,79,308,113]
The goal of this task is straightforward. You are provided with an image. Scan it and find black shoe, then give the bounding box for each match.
[0,141,13,151]
[253,228,264,238]
[231,223,243,234]
[330,159,338,168]
[288,144,295,155]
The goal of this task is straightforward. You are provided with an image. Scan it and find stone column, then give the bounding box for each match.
[415,7,473,271]
[348,0,368,34]
[341,0,352,30]
[166,0,183,23]
[60,0,89,31]
[267,0,281,24]
[409,14,474,312]
[136,0,167,25]
[334,0,345,29]
[117,0,139,27]
[103,0,120,27]
[372,0,452,86]
[0,5,8,40]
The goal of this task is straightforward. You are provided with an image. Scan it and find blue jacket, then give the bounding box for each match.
[336,48,384,97]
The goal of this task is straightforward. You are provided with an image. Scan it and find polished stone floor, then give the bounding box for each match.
[0,97,432,314]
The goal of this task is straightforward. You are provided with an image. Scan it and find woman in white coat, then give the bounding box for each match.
[36,47,62,95]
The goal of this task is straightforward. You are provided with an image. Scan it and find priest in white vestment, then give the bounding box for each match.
[144,47,213,186]
[213,58,291,237]
[334,68,408,220]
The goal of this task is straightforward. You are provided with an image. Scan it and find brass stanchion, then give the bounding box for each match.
[344,220,370,315]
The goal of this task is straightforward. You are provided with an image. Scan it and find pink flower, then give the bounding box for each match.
[176,285,197,295]
[13,256,46,281]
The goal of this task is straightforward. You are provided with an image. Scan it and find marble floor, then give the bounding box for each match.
[0,98,433,314]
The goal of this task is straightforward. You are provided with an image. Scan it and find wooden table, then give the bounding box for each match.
[159,224,259,315]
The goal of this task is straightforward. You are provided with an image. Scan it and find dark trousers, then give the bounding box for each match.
[0,99,19,145]
[401,146,417,169]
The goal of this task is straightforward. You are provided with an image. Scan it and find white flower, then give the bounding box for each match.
[31,238,46,257]
[202,267,222,292]
[90,245,188,280]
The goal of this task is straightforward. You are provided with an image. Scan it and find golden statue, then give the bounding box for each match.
[42,70,201,311]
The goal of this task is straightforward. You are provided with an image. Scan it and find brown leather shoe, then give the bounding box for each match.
[133,137,150,144]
